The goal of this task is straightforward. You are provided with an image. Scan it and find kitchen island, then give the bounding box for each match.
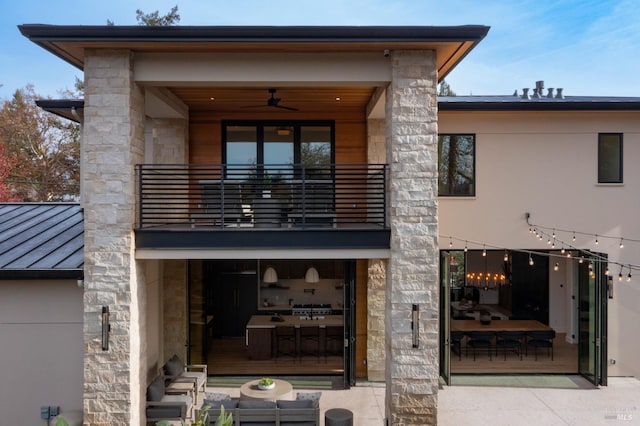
[246,314,344,360]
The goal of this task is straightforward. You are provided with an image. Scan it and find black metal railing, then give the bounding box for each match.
[136,164,387,229]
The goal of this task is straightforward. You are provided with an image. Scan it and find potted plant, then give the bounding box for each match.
[214,405,233,426]
[258,377,275,390]
[156,404,214,426]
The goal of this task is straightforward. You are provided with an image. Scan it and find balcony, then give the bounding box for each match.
[135,164,389,251]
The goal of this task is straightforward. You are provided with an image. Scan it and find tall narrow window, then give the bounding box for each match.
[598,133,623,183]
[438,134,475,196]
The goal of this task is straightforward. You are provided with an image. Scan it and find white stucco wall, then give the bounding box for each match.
[439,109,640,378]
[0,280,83,425]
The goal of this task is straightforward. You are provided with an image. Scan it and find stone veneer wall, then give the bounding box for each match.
[384,50,439,425]
[82,49,146,425]
[366,118,387,382]
[163,260,188,362]
[367,259,386,381]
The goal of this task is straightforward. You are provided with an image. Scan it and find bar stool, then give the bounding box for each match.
[324,325,343,361]
[275,325,296,362]
[299,325,320,361]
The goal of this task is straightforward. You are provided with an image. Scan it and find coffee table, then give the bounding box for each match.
[239,379,294,401]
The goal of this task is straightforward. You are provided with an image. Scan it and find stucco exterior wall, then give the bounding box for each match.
[439,110,640,378]
[0,280,83,425]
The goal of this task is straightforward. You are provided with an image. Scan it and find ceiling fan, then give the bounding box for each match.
[242,88,299,111]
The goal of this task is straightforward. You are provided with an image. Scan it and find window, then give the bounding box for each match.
[223,121,333,175]
[598,133,623,183]
[438,134,475,196]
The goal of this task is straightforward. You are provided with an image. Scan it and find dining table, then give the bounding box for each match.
[451,319,552,333]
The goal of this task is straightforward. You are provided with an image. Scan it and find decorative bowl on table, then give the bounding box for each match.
[258,378,275,390]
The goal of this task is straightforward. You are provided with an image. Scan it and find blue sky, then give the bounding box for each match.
[2,0,639,99]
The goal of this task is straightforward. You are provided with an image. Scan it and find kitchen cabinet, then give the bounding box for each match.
[213,272,258,337]
[246,328,272,360]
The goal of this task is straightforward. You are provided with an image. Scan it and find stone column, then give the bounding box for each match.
[384,50,439,425]
[82,49,146,425]
[366,118,387,382]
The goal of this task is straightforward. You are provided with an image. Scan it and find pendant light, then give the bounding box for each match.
[263,266,278,284]
[305,266,320,283]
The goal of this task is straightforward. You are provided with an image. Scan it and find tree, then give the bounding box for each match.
[136,5,180,26]
[438,79,456,96]
[0,86,80,201]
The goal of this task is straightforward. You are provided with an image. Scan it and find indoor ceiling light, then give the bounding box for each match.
[263,266,278,284]
[305,266,320,283]
[276,127,291,136]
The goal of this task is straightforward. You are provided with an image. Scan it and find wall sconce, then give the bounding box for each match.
[101,306,110,351]
[607,276,614,299]
[76,278,84,288]
[411,304,419,348]
[263,266,278,284]
[305,266,319,283]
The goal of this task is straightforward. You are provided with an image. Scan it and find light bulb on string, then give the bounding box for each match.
[605,267,609,276]
[618,267,623,281]
[503,250,509,262]
[554,263,559,271]
[627,266,632,282]
[464,241,468,253]
[595,235,599,245]
[482,245,487,257]
[572,232,576,242]
[449,237,453,249]
[560,245,565,254]
[547,238,552,245]
[551,239,556,249]
[620,238,624,249]
[529,254,534,266]
[552,229,556,239]
[579,256,584,264]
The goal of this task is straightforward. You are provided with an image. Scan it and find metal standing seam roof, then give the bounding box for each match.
[0,203,84,279]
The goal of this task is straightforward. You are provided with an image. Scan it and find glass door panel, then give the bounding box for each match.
[439,251,452,385]
[225,126,257,178]
[578,259,607,385]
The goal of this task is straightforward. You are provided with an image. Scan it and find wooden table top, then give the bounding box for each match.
[451,319,552,332]
[246,314,344,329]
[239,379,294,402]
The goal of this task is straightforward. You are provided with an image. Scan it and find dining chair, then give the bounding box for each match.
[299,325,321,361]
[495,330,525,360]
[466,331,494,361]
[450,331,465,361]
[525,329,556,360]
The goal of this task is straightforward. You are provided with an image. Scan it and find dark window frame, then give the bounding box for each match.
[222,120,335,168]
[598,133,623,184]
[438,133,476,197]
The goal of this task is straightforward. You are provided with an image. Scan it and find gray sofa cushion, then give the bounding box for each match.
[277,399,316,409]
[147,376,165,402]
[296,392,321,402]
[238,399,277,409]
[146,405,182,419]
[205,399,238,410]
[164,354,184,376]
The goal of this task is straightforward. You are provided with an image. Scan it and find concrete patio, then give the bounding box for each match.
[202,376,640,425]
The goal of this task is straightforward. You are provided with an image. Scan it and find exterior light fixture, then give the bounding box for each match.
[101,306,110,351]
[263,266,278,284]
[305,266,320,283]
[554,263,559,271]
[411,304,419,348]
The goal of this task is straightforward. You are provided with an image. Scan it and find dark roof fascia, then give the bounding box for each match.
[35,99,84,123]
[19,24,490,43]
[0,269,83,280]
[439,97,640,111]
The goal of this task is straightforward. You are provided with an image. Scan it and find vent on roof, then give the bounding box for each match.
[516,81,565,100]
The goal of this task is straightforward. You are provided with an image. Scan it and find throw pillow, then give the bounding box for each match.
[164,355,184,376]
[296,392,321,402]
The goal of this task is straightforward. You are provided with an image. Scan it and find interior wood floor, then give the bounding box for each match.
[207,338,345,376]
[451,333,578,374]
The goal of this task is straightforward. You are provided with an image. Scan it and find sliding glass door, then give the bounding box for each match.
[578,259,607,386]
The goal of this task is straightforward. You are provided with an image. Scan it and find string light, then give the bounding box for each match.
[503,250,509,262]
[572,232,576,242]
[449,237,453,249]
[439,234,640,282]
[554,262,559,271]
[619,266,623,282]
[595,235,599,245]
[620,238,624,249]
[482,245,487,257]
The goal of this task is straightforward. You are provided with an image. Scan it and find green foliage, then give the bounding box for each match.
[136,5,181,26]
[54,416,70,426]
[214,405,233,426]
[438,79,456,96]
